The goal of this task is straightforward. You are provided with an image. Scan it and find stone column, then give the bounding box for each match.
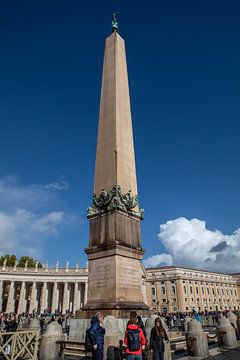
[0,280,3,311]
[84,282,88,305]
[17,281,26,314]
[6,281,15,313]
[51,282,58,314]
[40,282,47,314]
[29,282,37,314]
[141,281,147,305]
[62,282,70,314]
[176,279,184,312]
[73,282,80,313]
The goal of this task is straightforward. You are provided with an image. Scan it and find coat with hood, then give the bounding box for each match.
[124,324,146,355]
[88,316,105,350]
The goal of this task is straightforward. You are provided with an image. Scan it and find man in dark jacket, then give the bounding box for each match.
[88,312,105,360]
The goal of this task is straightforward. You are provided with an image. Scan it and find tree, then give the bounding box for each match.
[0,255,42,268]
[0,254,17,266]
[18,256,44,268]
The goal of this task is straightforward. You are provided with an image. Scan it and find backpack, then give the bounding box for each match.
[84,329,93,352]
[127,328,141,351]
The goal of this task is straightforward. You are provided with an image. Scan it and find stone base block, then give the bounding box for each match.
[77,302,150,319]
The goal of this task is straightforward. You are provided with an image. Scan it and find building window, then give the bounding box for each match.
[207,288,210,295]
[186,306,189,311]
[196,287,199,294]
[202,287,204,294]
[190,286,193,294]
[185,298,188,302]
[163,299,166,303]
[161,287,166,295]
[151,288,156,295]
[172,286,176,294]
[184,286,186,294]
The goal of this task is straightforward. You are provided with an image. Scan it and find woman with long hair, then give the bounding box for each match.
[150,317,169,360]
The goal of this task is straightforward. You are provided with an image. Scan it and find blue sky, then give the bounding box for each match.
[0,1,240,272]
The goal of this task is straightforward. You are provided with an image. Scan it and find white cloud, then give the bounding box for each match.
[0,176,69,209]
[0,176,73,258]
[144,217,240,273]
[44,180,69,191]
[143,254,173,268]
[0,209,66,257]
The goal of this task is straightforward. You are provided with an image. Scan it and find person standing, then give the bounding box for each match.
[88,312,105,360]
[124,312,146,360]
[150,317,169,360]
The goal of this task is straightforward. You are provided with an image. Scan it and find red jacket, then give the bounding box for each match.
[124,324,146,355]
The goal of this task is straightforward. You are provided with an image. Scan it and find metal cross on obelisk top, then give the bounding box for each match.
[112,13,118,32]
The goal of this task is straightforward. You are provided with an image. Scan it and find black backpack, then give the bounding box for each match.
[84,329,93,352]
[127,328,141,351]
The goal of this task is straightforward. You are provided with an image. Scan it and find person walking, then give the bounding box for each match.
[124,311,146,360]
[88,312,105,360]
[150,317,169,360]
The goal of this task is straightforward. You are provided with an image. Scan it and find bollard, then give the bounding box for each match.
[145,315,159,344]
[29,318,41,331]
[186,319,209,359]
[39,321,64,360]
[237,314,240,335]
[160,317,172,360]
[217,317,238,348]
[104,315,122,360]
[226,311,239,340]
[183,316,191,333]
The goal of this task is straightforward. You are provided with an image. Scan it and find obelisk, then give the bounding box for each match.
[84,16,149,318]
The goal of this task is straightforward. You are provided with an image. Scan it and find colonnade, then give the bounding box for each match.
[0,280,87,314]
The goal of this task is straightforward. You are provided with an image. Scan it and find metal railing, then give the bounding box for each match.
[0,330,40,360]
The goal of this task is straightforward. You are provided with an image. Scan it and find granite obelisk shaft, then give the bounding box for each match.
[83,31,149,318]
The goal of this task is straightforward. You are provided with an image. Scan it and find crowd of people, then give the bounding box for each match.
[0,311,74,334]
[86,309,240,360]
[1,309,239,360]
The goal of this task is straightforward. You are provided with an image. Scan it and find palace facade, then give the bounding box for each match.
[145,266,240,313]
[0,263,239,314]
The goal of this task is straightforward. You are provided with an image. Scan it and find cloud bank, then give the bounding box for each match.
[144,217,240,273]
[0,176,72,258]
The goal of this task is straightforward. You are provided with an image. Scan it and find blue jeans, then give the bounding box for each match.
[127,355,142,360]
[92,348,103,360]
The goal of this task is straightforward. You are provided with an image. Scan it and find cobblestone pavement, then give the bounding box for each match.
[212,347,240,359]
[65,348,240,360]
